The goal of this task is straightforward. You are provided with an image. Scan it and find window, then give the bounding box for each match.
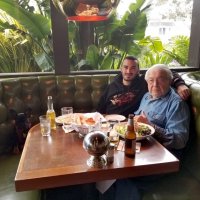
[61,0,194,72]
[0,0,199,74]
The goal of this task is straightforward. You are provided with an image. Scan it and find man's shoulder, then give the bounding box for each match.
[132,74,146,84]
[167,88,189,108]
[108,74,123,86]
[169,88,182,101]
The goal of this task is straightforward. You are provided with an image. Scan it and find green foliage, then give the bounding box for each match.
[0,0,53,72]
[138,35,190,68]
[0,31,40,72]
[164,35,189,66]
[71,0,150,71]
[0,0,191,73]
[86,45,99,69]
[0,0,51,39]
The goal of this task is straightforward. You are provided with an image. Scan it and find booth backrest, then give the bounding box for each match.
[0,74,116,154]
[181,72,200,182]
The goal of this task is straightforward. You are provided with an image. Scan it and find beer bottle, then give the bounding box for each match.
[46,96,56,130]
[124,114,136,158]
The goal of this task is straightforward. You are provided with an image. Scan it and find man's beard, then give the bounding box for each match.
[124,74,135,81]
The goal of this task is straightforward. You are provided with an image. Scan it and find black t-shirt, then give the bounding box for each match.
[96,74,147,117]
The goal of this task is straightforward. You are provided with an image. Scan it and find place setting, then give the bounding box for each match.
[54,109,155,169]
[55,108,106,137]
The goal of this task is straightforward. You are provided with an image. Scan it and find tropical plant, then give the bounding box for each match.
[0,0,52,72]
[165,35,189,66]
[137,35,190,68]
[0,0,191,73]
[69,0,151,71]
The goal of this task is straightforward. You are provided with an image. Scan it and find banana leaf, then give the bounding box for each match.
[0,0,51,40]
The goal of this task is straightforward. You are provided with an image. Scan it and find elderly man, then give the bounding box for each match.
[97,56,190,117]
[135,64,190,156]
[112,64,190,200]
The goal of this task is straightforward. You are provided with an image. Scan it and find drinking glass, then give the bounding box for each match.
[61,106,73,115]
[39,115,51,136]
[108,120,119,146]
[61,107,73,123]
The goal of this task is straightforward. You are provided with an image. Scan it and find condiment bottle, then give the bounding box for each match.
[124,114,136,158]
[106,143,115,164]
[46,96,56,130]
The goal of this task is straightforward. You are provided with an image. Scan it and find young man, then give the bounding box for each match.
[97,56,190,117]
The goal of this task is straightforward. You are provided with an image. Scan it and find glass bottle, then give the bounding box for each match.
[124,114,136,158]
[106,143,115,164]
[46,96,56,130]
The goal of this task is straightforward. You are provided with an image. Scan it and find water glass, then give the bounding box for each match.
[107,120,120,146]
[61,107,73,125]
[61,107,73,115]
[109,130,119,146]
[39,115,51,136]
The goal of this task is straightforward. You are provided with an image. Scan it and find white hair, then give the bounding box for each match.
[145,64,173,81]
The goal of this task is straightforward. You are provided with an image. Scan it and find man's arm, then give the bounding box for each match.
[136,101,190,150]
[153,101,190,149]
[171,71,190,100]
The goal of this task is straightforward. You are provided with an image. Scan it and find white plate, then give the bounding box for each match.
[56,112,106,125]
[55,115,72,125]
[105,114,126,122]
[113,122,155,141]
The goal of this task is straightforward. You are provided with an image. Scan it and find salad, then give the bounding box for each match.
[114,122,152,138]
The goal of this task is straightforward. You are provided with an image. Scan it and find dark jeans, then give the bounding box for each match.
[41,175,163,200]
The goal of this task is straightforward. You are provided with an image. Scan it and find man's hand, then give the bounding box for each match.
[176,85,190,100]
[135,112,149,124]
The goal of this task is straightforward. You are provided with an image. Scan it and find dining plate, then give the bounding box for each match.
[55,115,73,125]
[56,112,106,126]
[113,122,155,141]
[105,114,126,122]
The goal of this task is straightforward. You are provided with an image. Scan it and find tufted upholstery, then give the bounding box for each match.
[0,74,116,154]
[181,72,200,181]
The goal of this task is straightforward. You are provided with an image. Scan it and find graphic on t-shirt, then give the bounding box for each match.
[110,92,135,106]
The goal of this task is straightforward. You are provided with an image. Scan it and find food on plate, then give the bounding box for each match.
[114,122,152,138]
[82,117,96,125]
[56,112,103,127]
[115,124,127,136]
[56,115,72,124]
[74,114,96,125]
[137,124,152,136]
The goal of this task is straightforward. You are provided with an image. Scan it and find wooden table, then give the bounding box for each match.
[15,124,179,192]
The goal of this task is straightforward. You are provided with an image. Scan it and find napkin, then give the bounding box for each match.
[62,112,106,134]
[117,140,141,153]
[96,179,116,194]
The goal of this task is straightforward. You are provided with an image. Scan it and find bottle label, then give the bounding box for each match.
[47,110,56,130]
[125,138,136,157]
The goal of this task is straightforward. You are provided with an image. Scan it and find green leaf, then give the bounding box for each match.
[0,0,51,39]
[0,20,13,31]
[86,45,99,68]
[101,53,113,70]
[34,52,52,71]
